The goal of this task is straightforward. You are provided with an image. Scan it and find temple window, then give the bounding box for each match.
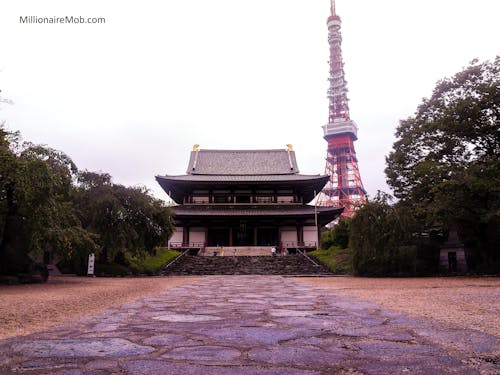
[277,190,295,203]
[235,190,252,203]
[213,190,231,203]
[277,196,295,203]
[255,190,274,203]
[192,190,209,204]
[192,196,209,203]
[255,196,273,203]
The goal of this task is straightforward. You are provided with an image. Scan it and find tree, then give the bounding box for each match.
[0,124,175,277]
[0,127,23,274]
[0,129,99,276]
[385,56,499,272]
[15,144,79,257]
[73,171,173,264]
[321,218,351,249]
[349,192,426,276]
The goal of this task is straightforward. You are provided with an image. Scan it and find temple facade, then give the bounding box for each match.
[156,147,343,252]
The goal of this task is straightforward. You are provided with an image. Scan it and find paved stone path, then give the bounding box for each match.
[1,276,498,374]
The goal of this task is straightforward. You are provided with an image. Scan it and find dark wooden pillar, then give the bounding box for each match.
[183,226,189,246]
[229,227,233,246]
[297,224,304,246]
[253,227,258,246]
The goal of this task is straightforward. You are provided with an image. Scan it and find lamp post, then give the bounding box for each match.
[314,190,319,250]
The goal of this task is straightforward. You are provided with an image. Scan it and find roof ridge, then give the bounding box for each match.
[197,149,292,153]
[186,148,300,175]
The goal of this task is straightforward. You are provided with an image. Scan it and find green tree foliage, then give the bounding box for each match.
[320,218,351,250]
[0,130,100,275]
[349,193,427,276]
[0,127,23,274]
[14,144,79,258]
[385,57,499,272]
[0,125,174,276]
[73,171,173,265]
[50,226,100,275]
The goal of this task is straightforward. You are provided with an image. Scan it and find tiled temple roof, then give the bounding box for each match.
[155,174,329,204]
[156,148,332,206]
[187,149,300,175]
[157,174,326,183]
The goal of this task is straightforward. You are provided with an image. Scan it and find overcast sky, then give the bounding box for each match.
[1,0,498,202]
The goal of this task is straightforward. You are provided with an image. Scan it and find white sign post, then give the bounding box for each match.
[87,253,95,276]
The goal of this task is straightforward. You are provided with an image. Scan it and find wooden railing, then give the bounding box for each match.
[168,242,206,249]
[296,247,321,266]
[167,241,318,251]
[280,241,318,249]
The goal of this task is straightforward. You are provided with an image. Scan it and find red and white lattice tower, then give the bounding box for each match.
[316,0,366,217]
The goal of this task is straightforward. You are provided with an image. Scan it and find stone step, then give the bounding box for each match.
[201,246,279,257]
[160,255,331,276]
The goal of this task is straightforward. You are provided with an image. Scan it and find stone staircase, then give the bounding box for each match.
[160,255,332,276]
[201,246,276,257]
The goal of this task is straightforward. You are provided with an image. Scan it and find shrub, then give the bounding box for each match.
[94,263,131,277]
[321,218,351,250]
[309,246,353,274]
[127,248,181,275]
[350,193,424,276]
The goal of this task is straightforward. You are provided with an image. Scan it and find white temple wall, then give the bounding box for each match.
[280,227,297,246]
[189,227,206,244]
[303,226,318,245]
[168,227,183,247]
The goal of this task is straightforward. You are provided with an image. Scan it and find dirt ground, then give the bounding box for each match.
[0,276,197,340]
[297,276,500,337]
[1,276,498,341]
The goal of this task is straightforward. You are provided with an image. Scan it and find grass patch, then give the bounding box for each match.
[309,246,353,274]
[127,248,181,275]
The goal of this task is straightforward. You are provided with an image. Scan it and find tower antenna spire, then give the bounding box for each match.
[317,0,367,217]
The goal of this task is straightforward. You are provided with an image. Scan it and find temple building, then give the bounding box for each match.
[156,146,343,252]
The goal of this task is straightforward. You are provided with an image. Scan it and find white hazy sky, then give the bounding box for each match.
[1,0,498,201]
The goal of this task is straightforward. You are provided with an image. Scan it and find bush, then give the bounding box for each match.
[320,218,351,250]
[94,263,131,277]
[309,246,353,274]
[350,193,425,276]
[126,248,181,275]
[320,230,335,250]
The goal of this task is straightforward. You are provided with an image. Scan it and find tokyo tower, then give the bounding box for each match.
[316,0,366,217]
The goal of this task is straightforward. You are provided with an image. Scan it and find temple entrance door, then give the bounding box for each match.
[207,228,230,246]
[448,252,457,272]
[257,227,279,246]
[233,222,252,246]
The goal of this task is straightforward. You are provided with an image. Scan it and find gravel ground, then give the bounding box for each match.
[0,276,197,340]
[297,276,500,338]
[1,276,498,342]
[4,276,498,375]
